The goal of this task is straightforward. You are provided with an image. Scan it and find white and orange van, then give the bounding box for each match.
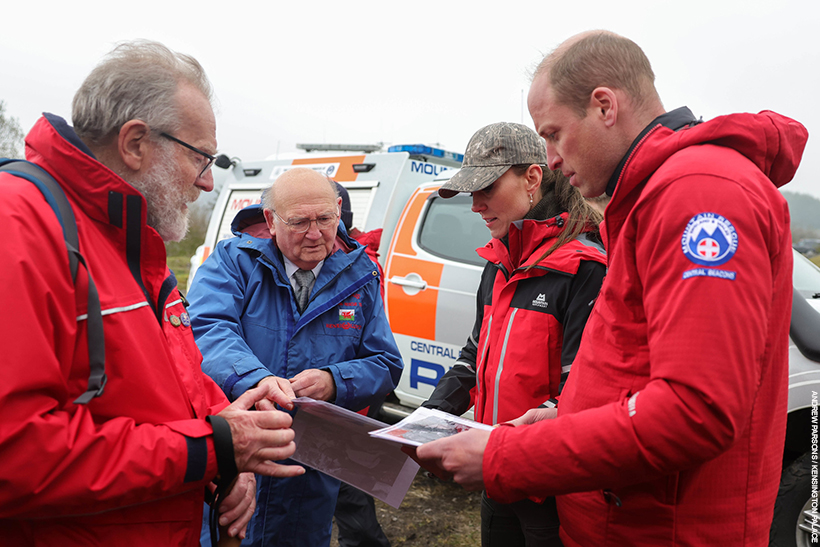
[381,177,489,418]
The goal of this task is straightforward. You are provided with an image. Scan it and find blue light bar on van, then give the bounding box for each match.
[388,144,464,164]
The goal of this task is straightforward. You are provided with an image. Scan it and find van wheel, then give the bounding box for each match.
[770,453,814,547]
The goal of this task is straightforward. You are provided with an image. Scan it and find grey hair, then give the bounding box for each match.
[72,40,213,146]
[262,172,339,212]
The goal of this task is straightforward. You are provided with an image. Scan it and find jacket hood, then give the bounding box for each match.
[231,203,268,236]
[612,109,808,200]
[349,227,383,254]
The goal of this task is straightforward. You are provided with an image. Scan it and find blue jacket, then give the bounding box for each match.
[188,205,402,410]
[188,204,403,546]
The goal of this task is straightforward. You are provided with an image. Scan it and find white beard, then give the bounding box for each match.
[127,143,201,242]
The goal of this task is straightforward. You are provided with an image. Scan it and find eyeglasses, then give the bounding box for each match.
[272,210,338,233]
[160,132,216,179]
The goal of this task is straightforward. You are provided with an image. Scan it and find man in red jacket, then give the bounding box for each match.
[0,40,302,546]
[416,30,808,546]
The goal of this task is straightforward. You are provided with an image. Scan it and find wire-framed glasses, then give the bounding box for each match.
[160,132,216,179]
[272,210,338,233]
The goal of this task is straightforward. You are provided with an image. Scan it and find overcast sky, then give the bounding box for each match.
[3,0,818,199]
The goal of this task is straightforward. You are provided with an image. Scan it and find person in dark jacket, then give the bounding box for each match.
[332,181,392,547]
[415,30,807,547]
[420,122,606,547]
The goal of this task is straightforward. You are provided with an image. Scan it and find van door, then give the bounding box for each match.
[384,183,489,413]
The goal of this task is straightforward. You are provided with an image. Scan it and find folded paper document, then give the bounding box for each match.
[290,397,419,508]
[368,406,494,447]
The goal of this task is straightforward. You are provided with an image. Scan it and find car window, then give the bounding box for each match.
[793,249,820,299]
[418,195,489,267]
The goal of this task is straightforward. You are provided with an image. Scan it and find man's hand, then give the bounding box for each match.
[506,407,558,426]
[217,384,305,477]
[290,369,336,402]
[401,445,451,482]
[209,472,256,540]
[255,376,296,411]
[415,428,492,491]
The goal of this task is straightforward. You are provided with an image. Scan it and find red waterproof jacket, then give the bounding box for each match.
[424,214,606,425]
[484,108,807,546]
[0,114,229,546]
[473,216,606,424]
[350,227,385,298]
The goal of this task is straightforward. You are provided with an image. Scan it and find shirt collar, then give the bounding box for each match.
[282,255,324,281]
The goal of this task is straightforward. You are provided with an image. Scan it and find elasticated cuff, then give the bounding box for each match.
[206,415,238,484]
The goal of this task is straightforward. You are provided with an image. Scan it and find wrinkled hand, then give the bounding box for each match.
[290,369,336,402]
[208,472,256,540]
[506,407,558,427]
[217,384,305,477]
[255,376,296,411]
[415,428,491,491]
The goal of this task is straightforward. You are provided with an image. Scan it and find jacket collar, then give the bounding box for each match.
[600,108,808,253]
[478,213,572,273]
[606,107,699,197]
[45,113,97,158]
[25,114,171,320]
[25,114,153,229]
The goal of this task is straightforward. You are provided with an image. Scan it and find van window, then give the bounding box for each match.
[418,195,489,267]
[794,249,820,299]
[345,186,376,230]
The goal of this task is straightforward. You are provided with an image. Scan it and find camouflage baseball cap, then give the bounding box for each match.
[438,122,548,198]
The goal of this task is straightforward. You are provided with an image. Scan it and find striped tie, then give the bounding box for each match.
[293,269,314,313]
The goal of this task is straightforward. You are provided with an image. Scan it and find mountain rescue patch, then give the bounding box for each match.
[681,212,738,281]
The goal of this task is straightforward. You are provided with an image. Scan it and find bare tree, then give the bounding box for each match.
[0,101,25,159]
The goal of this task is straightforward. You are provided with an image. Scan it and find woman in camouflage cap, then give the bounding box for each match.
[421,122,607,547]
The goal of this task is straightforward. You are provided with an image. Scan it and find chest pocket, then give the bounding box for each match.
[319,302,366,339]
[508,275,563,319]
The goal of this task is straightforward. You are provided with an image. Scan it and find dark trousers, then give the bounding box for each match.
[481,491,562,547]
[334,483,390,547]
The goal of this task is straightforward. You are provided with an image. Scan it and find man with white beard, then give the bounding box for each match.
[0,40,302,547]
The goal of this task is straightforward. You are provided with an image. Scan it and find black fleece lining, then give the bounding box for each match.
[43,112,96,159]
[108,191,123,228]
[184,436,208,483]
[158,272,178,317]
[125,194,157,319]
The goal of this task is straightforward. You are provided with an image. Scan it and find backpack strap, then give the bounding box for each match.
[0,159,107,404]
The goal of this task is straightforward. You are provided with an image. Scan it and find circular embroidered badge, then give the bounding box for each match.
[681,212,738,266]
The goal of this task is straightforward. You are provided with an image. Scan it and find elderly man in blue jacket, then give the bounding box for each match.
[188,167,403,547]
